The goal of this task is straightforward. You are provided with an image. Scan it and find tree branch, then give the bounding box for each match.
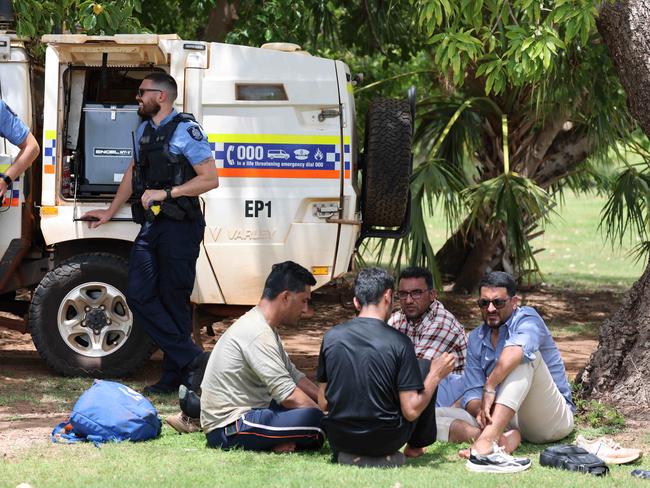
[535,129,594,187]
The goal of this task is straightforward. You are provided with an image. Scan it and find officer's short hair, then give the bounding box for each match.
[144,72,178,102]
[398,266,434,290]
[479,271,517,297]
[262,261,316,300]
[354,267,394,307]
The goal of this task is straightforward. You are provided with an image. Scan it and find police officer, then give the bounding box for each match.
[0,101,39,202]
[83,73,219,394]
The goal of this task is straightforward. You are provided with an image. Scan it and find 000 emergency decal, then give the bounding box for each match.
[208,134,351,179]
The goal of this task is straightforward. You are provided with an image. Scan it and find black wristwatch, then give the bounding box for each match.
[165,187,173,200]
[2,174,11,187]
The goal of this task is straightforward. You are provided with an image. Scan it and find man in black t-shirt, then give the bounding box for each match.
[317,267,455,461]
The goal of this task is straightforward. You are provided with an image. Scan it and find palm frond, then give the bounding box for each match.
[462,173,555,278]
[600,166,650,249]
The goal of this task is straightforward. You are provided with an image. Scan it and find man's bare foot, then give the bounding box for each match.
[458,448,470,459]
[404,445,426,458]
[500,429,521,454]
[272,442,296,453]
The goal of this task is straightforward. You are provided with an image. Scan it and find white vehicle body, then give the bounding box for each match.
[0,33,411,376]
[39,35,358,305]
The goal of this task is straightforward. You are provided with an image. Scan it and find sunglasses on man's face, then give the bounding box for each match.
[137,88,163,97]
[477,298,510,309]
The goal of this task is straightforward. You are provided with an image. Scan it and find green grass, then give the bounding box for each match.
[1,426,647,488]
[2,376,644,487]
[0,376,99,411]
[424,192,645,288]
[544,320,599,338]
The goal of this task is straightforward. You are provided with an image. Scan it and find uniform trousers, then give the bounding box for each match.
[126,216,204,387]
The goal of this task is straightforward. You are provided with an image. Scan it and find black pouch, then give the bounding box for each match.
[176,196,201,220]
[540,445,609,476]
[131,201,145,224]
[160,200,186,221]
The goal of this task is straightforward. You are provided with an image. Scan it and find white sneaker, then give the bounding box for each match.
[466,443,531,473]
[576,435,642,465]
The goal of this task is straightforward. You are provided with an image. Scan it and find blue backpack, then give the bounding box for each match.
[52,380,162,444]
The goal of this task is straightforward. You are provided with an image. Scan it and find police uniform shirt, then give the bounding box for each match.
[134,109,212,165]
[0,100,29,146]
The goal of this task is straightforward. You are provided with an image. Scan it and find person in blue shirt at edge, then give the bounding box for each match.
[83,73,219,394]
[0,101,40,203]
[454,271,575,474]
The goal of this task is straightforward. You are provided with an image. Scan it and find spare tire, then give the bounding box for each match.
[362,98,413,228]
[30,252,154,377]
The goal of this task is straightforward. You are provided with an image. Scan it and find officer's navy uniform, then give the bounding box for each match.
[126,109,212,390]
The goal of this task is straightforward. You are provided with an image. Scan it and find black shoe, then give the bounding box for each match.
[632,470,650,479]
[143,382,178,395]
[179,384,202,418]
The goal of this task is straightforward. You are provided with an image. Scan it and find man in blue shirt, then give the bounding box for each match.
[0,101,39,202]
[462,271,574,473]
[83,73,219,393]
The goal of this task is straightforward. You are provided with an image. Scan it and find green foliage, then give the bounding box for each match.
[414,0,598,96]
[599,140,650,263]
[14,0,144,37]
[572,382,625,433]
[137,0,213,40]
[463,172,554,276]
[575,399,626,433]
[13,0,144,59]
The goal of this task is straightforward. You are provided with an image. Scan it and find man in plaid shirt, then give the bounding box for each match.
[388,267,467,374]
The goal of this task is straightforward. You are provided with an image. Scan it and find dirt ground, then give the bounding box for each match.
[1,282,647,459]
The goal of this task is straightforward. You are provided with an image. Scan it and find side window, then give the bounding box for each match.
[236,84,287,101]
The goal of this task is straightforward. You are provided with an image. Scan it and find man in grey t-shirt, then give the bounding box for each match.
[201,261,324,452]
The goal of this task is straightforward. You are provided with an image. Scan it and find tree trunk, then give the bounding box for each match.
[578,264,650,408]
[598,0,650,136]
[202,0,240,42]
[578,0,650,405]
[452,229,502,293]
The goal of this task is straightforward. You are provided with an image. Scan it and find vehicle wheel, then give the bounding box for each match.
[362,98,413,228]
[30,252,154,377]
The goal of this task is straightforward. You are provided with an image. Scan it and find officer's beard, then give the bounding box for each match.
[138,100,161,118]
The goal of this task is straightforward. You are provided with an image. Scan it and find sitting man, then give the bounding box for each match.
[317,267,455,466]
[461,271,575,473]
[388,266,467,374]
[200,261,325,452]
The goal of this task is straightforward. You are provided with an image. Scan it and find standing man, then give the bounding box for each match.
[83,73,219,394]
[461,271,574,473]
[389,267,467,374]
[318,267,455,465]
[0,100,40,202]
[201,261,324,453]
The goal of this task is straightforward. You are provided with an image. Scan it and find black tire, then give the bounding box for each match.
[362,98,413,228]
[30,252,154,377]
